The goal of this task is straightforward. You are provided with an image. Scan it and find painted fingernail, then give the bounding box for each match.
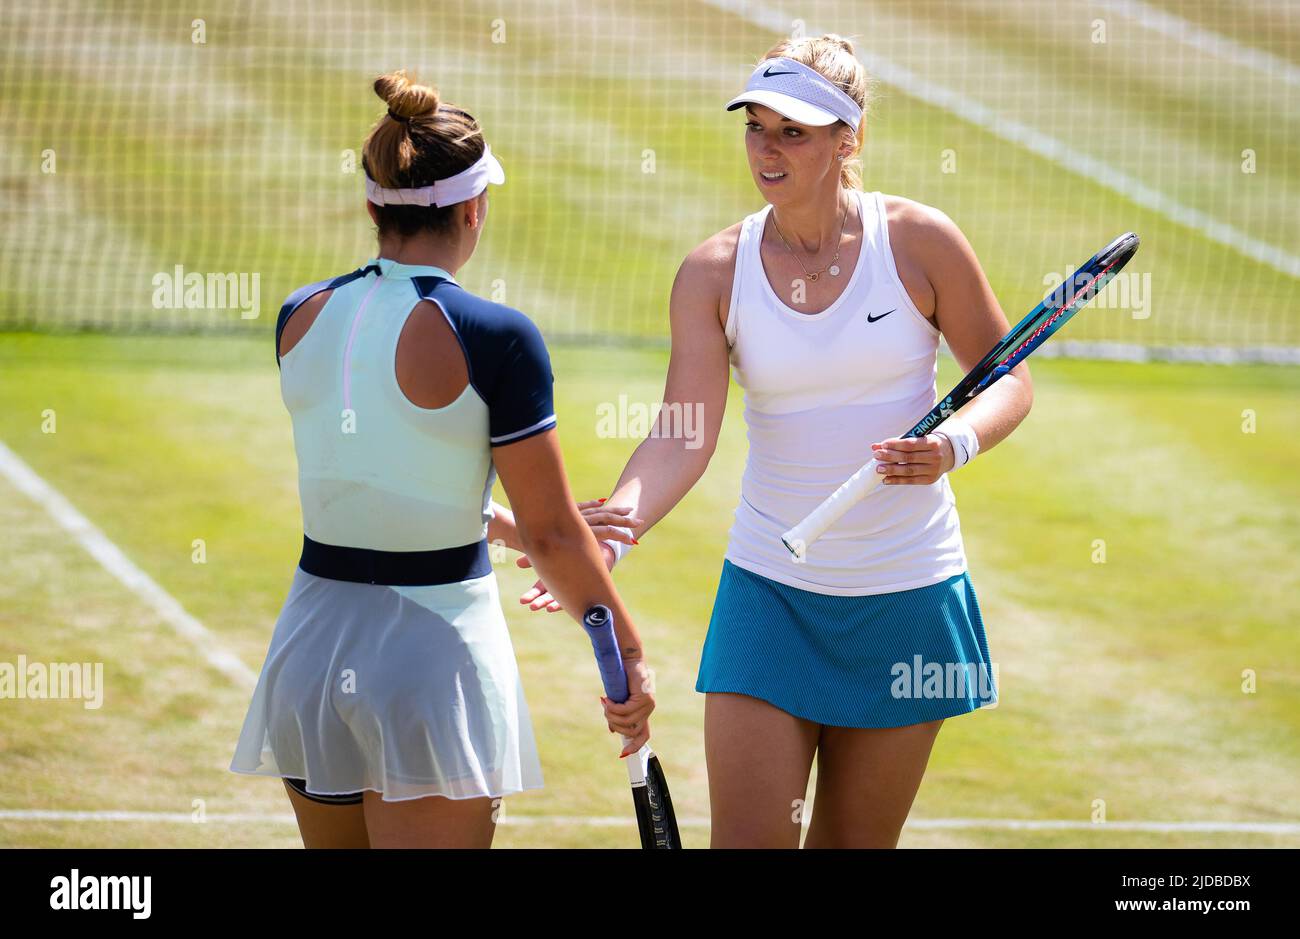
[598,498,607,503]
[876,465,887,473]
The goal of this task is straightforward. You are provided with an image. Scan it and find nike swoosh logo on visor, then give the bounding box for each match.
[762,66,797,77]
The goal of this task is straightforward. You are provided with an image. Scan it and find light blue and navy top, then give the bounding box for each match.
[274,257,556,586]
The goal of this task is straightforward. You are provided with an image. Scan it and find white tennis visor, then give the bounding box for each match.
[364,144,504,207]
[724,58,862,132]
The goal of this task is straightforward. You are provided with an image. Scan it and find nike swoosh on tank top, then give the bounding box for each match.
[723,189,968,596]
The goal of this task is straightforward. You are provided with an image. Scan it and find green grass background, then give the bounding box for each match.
[0,334,1296,847]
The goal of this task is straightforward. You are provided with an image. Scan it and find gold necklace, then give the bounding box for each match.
[771,197,850,282]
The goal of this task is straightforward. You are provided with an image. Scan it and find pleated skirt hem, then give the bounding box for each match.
[228,765,545,803]
[696,559,998,728]
[229,567,545,803]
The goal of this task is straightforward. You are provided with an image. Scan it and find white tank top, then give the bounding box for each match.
[723,189,968,596]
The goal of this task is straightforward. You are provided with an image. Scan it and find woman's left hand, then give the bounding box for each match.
[870,434,955,485]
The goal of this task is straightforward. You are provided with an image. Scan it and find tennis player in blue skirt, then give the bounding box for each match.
[522,35,1032,847]
[230,71,652,848]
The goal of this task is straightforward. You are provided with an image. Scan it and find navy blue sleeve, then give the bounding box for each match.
[416,279,557,446]
[485,313,557,445]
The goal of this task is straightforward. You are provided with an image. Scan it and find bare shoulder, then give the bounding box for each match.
[882,193,1010,347]
[673,221,743,332]
[881,194,964,248]
[278,288,332,358]
[879,194,975,323]
[881,193,977,265]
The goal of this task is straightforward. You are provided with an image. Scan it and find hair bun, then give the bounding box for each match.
[373,69,440,122]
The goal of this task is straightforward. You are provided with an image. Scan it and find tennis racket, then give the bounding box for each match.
[583,604,680,849]
[782,231,1141,559]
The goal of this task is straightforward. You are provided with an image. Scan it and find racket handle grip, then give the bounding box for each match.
[781,458,885,558]
[584,605,645,770]
[583,604,630,704]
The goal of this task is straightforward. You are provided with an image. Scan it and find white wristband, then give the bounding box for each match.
[600,526,635,569]
[936,416,980,471]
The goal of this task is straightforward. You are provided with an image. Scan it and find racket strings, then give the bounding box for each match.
[999,304,1072,367]
[999,261,1119,367]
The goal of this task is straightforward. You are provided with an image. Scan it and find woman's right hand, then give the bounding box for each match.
[600,657,656,756]
[516,500,643,612]
[516,500,641,568]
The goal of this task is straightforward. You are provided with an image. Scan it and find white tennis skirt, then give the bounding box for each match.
[230,566,543,802]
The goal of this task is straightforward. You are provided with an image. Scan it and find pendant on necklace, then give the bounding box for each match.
[807,272,819,282]
[829,264,841,277]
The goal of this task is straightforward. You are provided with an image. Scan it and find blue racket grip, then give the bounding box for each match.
[583,605,630,704]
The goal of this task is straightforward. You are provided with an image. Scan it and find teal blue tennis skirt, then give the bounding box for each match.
[696,560,997,728]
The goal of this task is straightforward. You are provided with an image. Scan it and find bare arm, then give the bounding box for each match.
[487,501,522,553]
[601,236,734,534]
[492,428,654,753]
[493,431,642,652]
[516,230,733,612]
[872,204,1034,482]
[492,498,640,558]
[922,207,1034,451]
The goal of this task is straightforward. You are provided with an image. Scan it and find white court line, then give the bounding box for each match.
[1097,0,1300,87]
[907,819,1300,834]
[0,439,257,689]
[700,0,1300,281]
[1,809,1296,834]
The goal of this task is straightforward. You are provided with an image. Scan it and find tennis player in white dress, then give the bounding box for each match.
[522,35,1033,848]
[230,71,654,848]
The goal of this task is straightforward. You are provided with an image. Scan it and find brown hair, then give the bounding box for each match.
[361,70,487,237]
[759,34,874,190]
